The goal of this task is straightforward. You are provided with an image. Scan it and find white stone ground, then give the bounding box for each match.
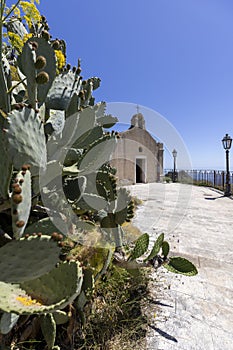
[128,183,233,350]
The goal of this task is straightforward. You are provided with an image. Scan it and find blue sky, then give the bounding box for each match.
[8,0,233,169]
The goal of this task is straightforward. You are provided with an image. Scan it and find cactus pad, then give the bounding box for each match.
[128,233,150,261]
[0,312,19,334]
[53,310,69,325]
[75,268,94,311]
[78,136,117,175]
[40,313,56,349]
[96,171,117,201]
[30,37,56,104]
[0,235,61,283]
[162,241,170,258]
[63,176,86,202]
[44,110,65,136]
[18,37,56,106]
[24,217,63,235]
[0,261,83,315]
[62,107,96,150]
[73,126,103,149]
[114,188,132,225]
[46,70,82,111]
[97,114,118,128]
[47,108,96,160]
[4,107,47,174]
[17,41,37,107]
[164,257,198,276]
[75,193,107,211]
[63,148,82,167]
[144,233,164,262]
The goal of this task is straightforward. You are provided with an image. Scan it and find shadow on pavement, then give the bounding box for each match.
[149,325,178,343]
[204,196,225,200]
[150,300,173,308]
[205,195,233,200]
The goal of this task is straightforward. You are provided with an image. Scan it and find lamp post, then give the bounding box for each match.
[172,149,177,182]
[222,133,232,196]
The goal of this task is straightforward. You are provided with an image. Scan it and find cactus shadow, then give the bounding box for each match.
[149,325,178,343]
[147,298,173,308]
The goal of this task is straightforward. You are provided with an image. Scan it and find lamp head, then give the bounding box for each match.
[172,149,177,158]
[222,134,232,150]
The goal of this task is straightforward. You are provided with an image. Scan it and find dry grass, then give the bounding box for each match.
[69,265,149,350]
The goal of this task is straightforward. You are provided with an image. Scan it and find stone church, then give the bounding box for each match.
[111,113,163,185]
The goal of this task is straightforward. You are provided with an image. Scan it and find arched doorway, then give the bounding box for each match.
[136,158,146,183]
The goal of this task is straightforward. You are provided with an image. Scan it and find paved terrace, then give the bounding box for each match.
[128,183,233,350]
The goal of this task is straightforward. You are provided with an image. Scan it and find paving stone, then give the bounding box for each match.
[128,183,233,350]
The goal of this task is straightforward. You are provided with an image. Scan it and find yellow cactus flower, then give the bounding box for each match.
[16,295,42,307]
[23,33,33,43]
[55,49,66,70]
[8,32,24,52]
[6,33,33,53]
[20,1,41,28]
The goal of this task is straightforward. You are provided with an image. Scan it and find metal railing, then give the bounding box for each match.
[164,169,233,191]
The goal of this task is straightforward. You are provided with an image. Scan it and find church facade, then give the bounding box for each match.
[111,113,164,185]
